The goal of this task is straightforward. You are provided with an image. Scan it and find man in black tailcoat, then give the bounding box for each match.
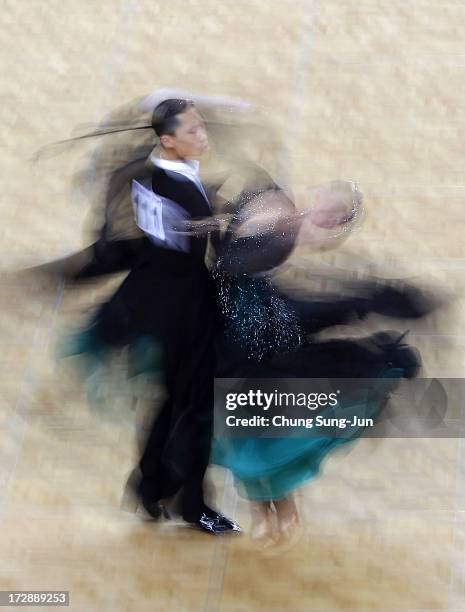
[67,99,240,534]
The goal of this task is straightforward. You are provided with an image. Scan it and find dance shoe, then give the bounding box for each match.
[276,513,301,549]
[250,512,278,550]
[372,330,421,379]
[184,507,242,535]
[121,469,170,521]
[139,496,171,521]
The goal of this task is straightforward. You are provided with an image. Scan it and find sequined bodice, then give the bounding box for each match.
[213,268,302,361]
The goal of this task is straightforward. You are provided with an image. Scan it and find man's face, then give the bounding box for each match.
[161,108,209,159]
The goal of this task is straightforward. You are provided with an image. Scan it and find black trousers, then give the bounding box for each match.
[82,246,217,519]
[138,317,215,520]
[125,265,217,520]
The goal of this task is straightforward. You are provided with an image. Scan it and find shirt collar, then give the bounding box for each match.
[149,153,200,176]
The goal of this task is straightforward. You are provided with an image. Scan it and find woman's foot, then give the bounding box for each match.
[249,501,277,549]
[273,494,301,546]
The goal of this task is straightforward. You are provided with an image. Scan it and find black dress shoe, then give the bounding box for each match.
[122,469,170,521]
[183,507,241,535]
[139,496,171,521]
[372,330,422,379]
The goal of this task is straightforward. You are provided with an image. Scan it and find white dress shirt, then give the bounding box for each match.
[149,153,210,208]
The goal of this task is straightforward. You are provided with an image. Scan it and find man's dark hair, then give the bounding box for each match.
[151,98,195,137]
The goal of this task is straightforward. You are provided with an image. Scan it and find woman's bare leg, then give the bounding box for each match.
[249,500,276,546]
[273,493,300,542]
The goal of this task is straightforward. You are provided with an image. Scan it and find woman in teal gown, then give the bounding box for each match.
[209,181,430,546]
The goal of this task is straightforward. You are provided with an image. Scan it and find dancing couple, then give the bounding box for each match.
[35,92,440,541]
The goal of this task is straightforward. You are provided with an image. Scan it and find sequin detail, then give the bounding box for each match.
[213,264,303,362]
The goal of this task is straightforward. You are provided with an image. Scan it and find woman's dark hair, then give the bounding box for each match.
[151,98,195,137]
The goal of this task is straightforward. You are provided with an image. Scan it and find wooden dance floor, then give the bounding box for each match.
[1,0,464,609]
